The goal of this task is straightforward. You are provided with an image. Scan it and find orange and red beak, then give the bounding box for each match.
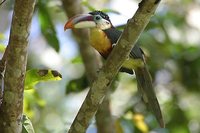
[64,14,96,31]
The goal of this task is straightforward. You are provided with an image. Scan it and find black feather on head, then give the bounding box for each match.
[89,10,110,22]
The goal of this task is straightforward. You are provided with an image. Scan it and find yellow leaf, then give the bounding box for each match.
[133,113,149,133]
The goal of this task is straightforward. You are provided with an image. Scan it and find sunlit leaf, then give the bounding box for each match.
[22,115,35,133]
[81,0,96,11]
[71,55,83,64]
[24,89,46,118]
[133,114,149,133]
[102,9,120,14]
[25,69,62,90]
[0,33,4,40]
[81,0,120,15]
[0,44,6,53]
[38,0,60,52]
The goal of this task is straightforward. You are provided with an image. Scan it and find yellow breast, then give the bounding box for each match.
[89,28,112,58]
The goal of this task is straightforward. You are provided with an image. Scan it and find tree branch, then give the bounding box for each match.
[95,93,115,133]
[0,45,10,106]
[68,0,162,133]
[0,0,36,132]
[0,0,6,6]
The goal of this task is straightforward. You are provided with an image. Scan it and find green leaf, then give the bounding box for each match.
[25,69,62,90]
[71,55,83,64]
[0,44,6,53]
[101,9,120,14]
[116,24,126,30]
[0,33,4,40]
[38,0,60,52]
[22,115,35,133]
[81,0,96,11]
[24,89,46,118]
[66,74,89,94]
[81,1,120,15]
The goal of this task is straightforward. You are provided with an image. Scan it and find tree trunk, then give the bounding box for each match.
[0,0,36,132]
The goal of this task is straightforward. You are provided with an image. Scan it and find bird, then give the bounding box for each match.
[64,10,164,128]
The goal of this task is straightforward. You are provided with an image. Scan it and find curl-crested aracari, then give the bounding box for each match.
[64,11,164,128]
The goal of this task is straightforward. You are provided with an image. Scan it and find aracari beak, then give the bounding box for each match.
[64,14,96,31]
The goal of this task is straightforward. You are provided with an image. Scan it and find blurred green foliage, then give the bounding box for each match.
[24,69,62,120]
[82,0,120,14]
[38,0,60,52]
[1,0,200,133]
[0,33,6,53]
[0,44,5,53]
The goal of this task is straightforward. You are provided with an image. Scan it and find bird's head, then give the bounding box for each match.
[64,11,112,30]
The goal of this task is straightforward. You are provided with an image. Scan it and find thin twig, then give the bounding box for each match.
[0,45,9,107]
[0,0,6,6]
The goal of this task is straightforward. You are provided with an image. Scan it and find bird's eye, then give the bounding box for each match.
[95,16,101,21]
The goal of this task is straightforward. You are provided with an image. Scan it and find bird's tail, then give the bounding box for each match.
[135,66,165,128]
